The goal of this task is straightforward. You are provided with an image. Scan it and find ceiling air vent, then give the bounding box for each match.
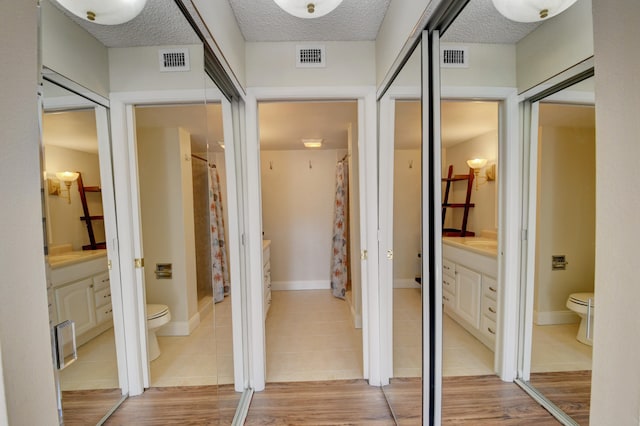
[441,46,468,68]
[159,48,190,72]
[296,45,326,68]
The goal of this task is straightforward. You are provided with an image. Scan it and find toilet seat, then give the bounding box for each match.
[568,292,594,307]
[147,304,169,320]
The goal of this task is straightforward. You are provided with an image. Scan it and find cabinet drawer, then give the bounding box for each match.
[442,259,455,277]
[93,272,110,290]
[95,287,112,308]
[483,276,498,301]
[483,296,497,321]
[481,315,497,341]
[442,275,455,295]
[442,291,455,309]
[96,304,113,323]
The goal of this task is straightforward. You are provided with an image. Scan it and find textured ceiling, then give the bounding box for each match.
[259,101,358,150]
[48,0,200,48]
[442,0,541,43]
[229,0,391,42]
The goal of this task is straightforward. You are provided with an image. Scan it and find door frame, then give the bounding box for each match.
[109,88,246,394]
[244,86,379,390]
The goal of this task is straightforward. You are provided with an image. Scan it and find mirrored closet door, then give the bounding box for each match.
[519,74,595,425]
[41,72,127,425]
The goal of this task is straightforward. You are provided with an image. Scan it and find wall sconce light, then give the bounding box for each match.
[492,0,578,22]
[466,159,496,190]
[273,0,343,18]
[55,171,80,204]
[55,0,148,25]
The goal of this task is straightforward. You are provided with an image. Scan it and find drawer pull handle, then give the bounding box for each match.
[488,327,496,335]
[489,286,497,293]
[488,307,496,314]
[104,293,111,298]
[443,295,449,302]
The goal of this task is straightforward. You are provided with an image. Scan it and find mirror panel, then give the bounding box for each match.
[42,77,125,424]
[526,76,595,424]
[380,39,423,424]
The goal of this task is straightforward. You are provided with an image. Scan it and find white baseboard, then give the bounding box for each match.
[394,278,421,289]
[158,312,201,336]
[271,280,330,291]
[534,309,579,325]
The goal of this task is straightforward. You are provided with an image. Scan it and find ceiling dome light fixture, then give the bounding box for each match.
[491,0,578,22]
[273,0,343,19]
[56,0,148,25]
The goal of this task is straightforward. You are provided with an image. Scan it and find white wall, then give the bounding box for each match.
[109,44,206,92]
[375,0,433,88]
[261,149,345,288]
[591,0,640,422]
[393,149,422,285]
[246,41,376,87]
[516,0,593,93]
[535,124,595,322]
[41,0,109,97]
[137,127,198,333]
[0,0,59,423]
[443,131,499,235]
[192,0,247,88]
[44,145,105,251]
[441,43,516,88]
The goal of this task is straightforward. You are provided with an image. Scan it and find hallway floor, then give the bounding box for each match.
[266,289,364,382]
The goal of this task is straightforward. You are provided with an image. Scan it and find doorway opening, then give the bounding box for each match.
[133,102,235,387]
[440,99,499,378]
[258,100,364,383]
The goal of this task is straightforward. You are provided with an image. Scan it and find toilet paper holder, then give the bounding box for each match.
[155,263,172,279]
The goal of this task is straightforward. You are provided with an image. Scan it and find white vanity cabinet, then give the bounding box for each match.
[50,255,112,346]
[263,240,272,319]
[54,277,97,337]
[442,242,498,351]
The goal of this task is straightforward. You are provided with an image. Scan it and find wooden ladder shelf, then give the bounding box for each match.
[77,172,106,250]
[442,165,475,237]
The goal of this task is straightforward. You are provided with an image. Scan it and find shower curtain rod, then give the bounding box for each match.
[191,154,216,168]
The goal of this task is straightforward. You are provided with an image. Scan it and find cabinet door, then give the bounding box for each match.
[55,278,97,337]
[455,265,481,328]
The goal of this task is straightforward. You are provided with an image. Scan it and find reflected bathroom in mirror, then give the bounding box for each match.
[526,76,595,424]
[41,77,124,424]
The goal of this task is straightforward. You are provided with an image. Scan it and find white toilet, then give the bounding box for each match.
[147,304,171,361]
[566,292,594,346]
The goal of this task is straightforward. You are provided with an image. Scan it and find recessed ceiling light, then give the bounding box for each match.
[303,139,323,148]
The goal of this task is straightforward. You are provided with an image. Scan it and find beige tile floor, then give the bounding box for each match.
[59,290,590,390]
[151,296,234,387]
[393,288,495,378]
[60,296,235,390]
[59,326,119,391]
[266,289,364,382]
[531,322,593,373]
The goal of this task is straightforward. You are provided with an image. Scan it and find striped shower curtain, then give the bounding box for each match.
[330,160,349,299]
[209,165,230,303]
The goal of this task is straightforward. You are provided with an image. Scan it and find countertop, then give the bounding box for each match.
[442,236,497,258]
[48,249,107,269]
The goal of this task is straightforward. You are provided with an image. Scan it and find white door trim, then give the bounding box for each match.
[245,85,380,389]
[109,88,240,395]
[378,85,421,385]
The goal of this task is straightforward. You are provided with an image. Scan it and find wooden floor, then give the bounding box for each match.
[61,389,124,426]
[103,385,240,425]
[98,376,571,425]
[529,370,591,425]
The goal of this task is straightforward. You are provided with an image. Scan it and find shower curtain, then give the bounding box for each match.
[331,160,349,299]
[209,165,230,303]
